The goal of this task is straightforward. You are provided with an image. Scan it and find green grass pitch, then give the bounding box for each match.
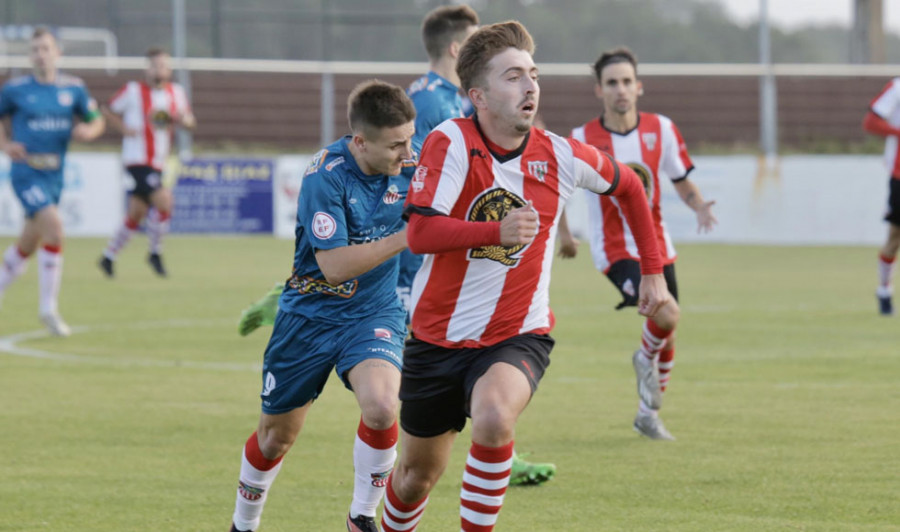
[0,236,897,531]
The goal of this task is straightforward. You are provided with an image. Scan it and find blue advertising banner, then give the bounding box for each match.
[171,158,274,233]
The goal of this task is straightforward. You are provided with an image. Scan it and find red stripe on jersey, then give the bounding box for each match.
[140,83,155,168]
[480,132,559,341]
[637,113,668,263]
[669,118,695,173]
[869,80,895,110]
[408,129,451,210]
[582,119,636,267]
[108,84,128,107]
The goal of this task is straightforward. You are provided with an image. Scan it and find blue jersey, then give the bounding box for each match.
[280,136,414,322]
[407,71,464,153]
[0,74,99,179]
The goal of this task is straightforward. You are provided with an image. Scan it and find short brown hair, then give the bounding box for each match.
[421,5,479,61]
[31,26,55,41]
[347,80,416,135]
[593,47,638,82]
[456,21,535,92]
[146,47,169,59]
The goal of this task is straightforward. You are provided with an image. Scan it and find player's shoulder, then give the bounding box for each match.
[56,73,87,88]
[303,141,351,182]
[2,75,32,91]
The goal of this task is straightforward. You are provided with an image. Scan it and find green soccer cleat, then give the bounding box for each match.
[238,283,282,336]
[508,452,556,486]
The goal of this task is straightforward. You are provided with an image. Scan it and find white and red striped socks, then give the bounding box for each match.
[232,431,284,532]
[460,440,514,532]
[639,319,674,362]
[37,245,62,316]
[0,245,30,296]
[147,209,171,255]
[382,475,429,532]
[350,418,398,519]
[877,253,896,297]
[658,345,675,392]
[104,217,140,260]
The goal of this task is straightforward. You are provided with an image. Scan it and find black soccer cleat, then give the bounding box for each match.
[346,513,379,532]
[229,524,252,532]
[878,294,894,316]
[147,252,168,277]
[98,256,114,278]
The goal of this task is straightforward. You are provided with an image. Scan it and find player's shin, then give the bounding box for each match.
[460,440,514,532]
[381,473,429,532]
[0,245,30,295]
[351,417,399,519]
[232,431,284,532]
[37,244,62,315]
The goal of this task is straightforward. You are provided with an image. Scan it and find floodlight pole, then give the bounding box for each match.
[759,0,778,167]
[173,0,193,158]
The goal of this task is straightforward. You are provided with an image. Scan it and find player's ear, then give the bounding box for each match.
[468,87,487,110]
[637,81,644,97]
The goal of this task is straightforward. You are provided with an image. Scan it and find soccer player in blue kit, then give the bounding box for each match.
[0,27,105,336]
[228,80,416,532]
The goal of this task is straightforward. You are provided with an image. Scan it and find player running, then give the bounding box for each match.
[561,46,716,440]
[0,27,105,336]
[228,80,415,532]
[98,47,196,278]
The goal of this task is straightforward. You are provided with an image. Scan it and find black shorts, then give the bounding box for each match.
[399,333,554,438]
[886,178,900,226]
[126,165,164,202]
[606,260,678,310]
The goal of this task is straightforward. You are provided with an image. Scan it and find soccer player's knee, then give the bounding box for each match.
[394,464,439,500]
[471,407,516,444]
[360,398,399,430]
[656,299,680,330]
[257,428,296,460]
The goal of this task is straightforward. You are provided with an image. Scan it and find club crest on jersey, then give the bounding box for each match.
[641,132,658,151]
[527,160,549,182]
[383,184,401,205]
[289,274,358,298]
[627,162,654,202]
[57,90,73,107]
[468,188,529,266]
[305,149,328,176]
[412,166,427,193]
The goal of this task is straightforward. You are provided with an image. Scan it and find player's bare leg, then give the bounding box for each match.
[876,224,900,315]
[230,403,312,532]
[0,215,40,309]
[100,196,149,277]
[21,206,70,336]
[382,430,457,532]
[346,359,401,532]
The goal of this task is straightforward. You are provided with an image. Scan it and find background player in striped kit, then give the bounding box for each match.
[98,47,196,278]
[228,80,415,532]
[562,46,717,440]
[0,27,105,336]
[863,79,900,316]
[381,22,669,532]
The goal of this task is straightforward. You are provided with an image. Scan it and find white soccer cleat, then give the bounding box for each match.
[632,350,662,410]
[633,412,675,441]
[40,312,72,337]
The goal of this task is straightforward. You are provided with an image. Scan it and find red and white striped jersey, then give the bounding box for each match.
[108,81,191,170]
[406,117,622,348]
[571,112,693,272]
[869,78,900,179]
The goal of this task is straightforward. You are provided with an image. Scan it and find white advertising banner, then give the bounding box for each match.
[0,152,124,237]
[273,155,313,239]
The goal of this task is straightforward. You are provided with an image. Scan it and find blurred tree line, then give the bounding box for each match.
[2,0,898,64]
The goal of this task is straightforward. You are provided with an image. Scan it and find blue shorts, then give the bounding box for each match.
[259,309,406,414]
[12,174,63,218]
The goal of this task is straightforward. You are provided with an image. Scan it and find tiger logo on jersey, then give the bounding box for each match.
[150,109,173,128]
[627,162,654,202]
[467,188,528,267]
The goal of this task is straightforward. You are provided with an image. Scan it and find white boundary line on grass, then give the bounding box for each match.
[0,318,262,372]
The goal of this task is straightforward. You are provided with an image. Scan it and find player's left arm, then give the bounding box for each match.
[315,229,408,285]
[672,178,716,234]
[173,84,196,131]
[71,87,105,142]
[663,117,715,234]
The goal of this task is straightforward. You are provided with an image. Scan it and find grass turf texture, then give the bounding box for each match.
[0,237,897,531]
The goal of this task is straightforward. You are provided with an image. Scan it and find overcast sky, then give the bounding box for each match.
[717,0,900,33]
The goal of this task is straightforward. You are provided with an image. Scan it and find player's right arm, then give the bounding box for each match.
[104,82,137,137]
[0,84,26,160]
[299,164,407,286]
[864,79,900,137]
[405,122,534,253]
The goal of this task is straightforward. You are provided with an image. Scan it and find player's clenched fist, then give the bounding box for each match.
[500,201,539,246]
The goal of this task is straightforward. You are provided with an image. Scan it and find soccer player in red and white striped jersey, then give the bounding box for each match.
[863,78,900,316]
[382,23,669,532]
[562,47,717,440]
[98,47,196,279]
